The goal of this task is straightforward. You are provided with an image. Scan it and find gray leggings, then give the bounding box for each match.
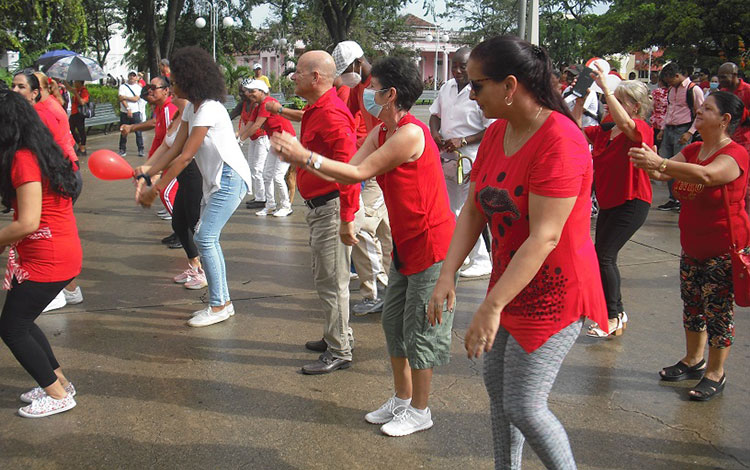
[483,320,582,470]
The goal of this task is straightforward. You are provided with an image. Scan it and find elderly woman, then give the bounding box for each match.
[0,85,82,418]
[574,71,654,337]
[136,46,252,328]
[630,91,749,401]
[272,56,455,437]
[429,36,608,469]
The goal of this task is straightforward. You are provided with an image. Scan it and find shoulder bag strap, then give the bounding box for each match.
[721,185,738,250]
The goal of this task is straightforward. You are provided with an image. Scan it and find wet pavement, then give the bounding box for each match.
[0,106,748,469]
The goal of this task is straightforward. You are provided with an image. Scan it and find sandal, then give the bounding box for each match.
[689,374,726,401]
[659,359,706,382]
[586,317,624,338]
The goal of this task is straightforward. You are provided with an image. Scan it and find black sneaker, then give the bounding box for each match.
[657,199,679,211]
[161,233,178,245]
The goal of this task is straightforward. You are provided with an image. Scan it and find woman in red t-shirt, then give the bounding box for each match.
[0,87,82,418]
[630,92,750,401]
[237,78,269,209]
[574,71,654,338]
[68,80,89,156]
[272,56,456,438]
[429,36,607,469]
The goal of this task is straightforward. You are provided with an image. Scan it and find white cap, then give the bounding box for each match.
[253,63,262,70]
[242,79,268,94]
[332,41,364,77]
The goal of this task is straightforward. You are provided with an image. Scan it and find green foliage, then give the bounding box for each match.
[0,68,13,86]
[287,96,306,110]
[441,0,518,46]
[0,0,88,57]
[87,84,120,108]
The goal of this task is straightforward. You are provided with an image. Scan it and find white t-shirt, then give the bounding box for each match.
[429,78,493,161]
[118,82,142,113]
[563,85,600,128]
[181,100,252,197]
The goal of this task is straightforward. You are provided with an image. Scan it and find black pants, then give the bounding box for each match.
[69,113,86,146]
[119,112,144,153]
[172,160,202,259]
[595,199,650,319]
[0,278,72,387]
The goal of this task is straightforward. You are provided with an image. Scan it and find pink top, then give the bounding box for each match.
[665,78,704,132]
[471,112,607,353]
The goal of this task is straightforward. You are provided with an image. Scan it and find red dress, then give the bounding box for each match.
[471,112,607,353]
[674,141,750,260]
[584,119,654,209]
[376,114,454,275]
[4,150,82,289]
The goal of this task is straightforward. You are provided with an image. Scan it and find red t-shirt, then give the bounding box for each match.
[149,97,179,157]
[298,87,360,222]
[258,96,295,138]
[244,101,266,141]
[336,85,350,105]
[34,97,79,169]
[471,113,607,353]
[584,118,654,209]
[722,81,750,153]
[8,150,82,284]
[71,87,89,115]
[376,114,455,275]
[674,141,750,259]
[349,75,381,146]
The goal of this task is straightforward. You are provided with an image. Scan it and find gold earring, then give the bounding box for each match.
[505,95,513,106]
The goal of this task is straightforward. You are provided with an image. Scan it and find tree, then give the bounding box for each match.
[0,0,88,58]
[82,0,124,66]
[441,0,518,46]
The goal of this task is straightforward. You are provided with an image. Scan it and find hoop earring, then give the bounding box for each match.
[504,95,513,106]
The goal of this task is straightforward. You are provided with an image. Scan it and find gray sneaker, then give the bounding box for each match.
[352,297,384,316]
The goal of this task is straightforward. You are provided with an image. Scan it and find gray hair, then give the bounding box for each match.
[615,80,652,119]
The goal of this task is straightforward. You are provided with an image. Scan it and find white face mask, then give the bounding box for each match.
[340,72,362,88]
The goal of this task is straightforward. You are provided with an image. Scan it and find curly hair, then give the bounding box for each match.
[170,46,226,103]
[370,56,423,111]
[470,35,575,123]
[0,83,77,210]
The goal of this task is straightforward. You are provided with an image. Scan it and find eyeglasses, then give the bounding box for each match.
[470,78,494,94]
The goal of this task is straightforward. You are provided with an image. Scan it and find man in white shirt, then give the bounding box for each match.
[118,71,144,157]
[562,66,601,128]
[429,47,493,278]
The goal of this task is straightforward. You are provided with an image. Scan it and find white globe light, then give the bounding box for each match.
[426,34,434,42]
[272,38,279,46]
[442,34,449,43]
[280,38,288,47]
[195,17,206,28]
[222,17,234,28]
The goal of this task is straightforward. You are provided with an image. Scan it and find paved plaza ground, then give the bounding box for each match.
[0,106,748,469]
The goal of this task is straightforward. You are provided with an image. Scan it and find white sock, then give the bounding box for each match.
[409,405,428,415]
[394,395,411,406]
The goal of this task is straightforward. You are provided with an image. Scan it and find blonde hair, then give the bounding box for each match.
[614,80,652,119]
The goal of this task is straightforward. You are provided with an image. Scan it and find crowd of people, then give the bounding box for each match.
[0,33,749,470]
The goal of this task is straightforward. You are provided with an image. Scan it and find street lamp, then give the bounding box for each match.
[272,37,288,78]
[425,31,449,90]
[643,45,658,80]
[195,0,235,61]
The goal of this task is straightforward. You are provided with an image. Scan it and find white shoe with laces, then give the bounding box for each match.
[18,393,76,418]
[20,382,76,404]
[365,395,411,424]
[63,286,83,304]
[460,262,492,278]
[255,206,276,216]
[380,405,433,437]
[187,305,231,327]
[272,207,293,217]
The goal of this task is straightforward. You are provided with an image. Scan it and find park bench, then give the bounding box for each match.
[85,103,120,134]
[416,90,439,105]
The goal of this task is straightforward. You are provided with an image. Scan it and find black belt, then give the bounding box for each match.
[304,190,339,209]
[665,123,691,129]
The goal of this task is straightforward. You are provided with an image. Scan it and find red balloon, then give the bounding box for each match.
[88,149,135,180]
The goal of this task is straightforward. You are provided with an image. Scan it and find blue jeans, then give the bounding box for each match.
[194,164,247,306]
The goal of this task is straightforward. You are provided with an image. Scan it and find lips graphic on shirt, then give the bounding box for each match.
[477,186,521,237]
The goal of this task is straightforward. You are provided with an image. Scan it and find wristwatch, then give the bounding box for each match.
[460,137,468,147]
[313,154,323,170]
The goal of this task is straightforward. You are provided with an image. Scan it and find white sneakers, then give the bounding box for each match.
[460,262,492,278]
[63,286,83,304]
[366,395,433,436]
[187,304,232,327]
[20,382,76,404]
[272,207,293,217]
[255,206,276,216]
[42,290,67,312]
[18,392,76,418]
[256,206,292,217]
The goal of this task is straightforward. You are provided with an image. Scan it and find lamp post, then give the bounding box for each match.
[643,45,658,79]
[195,0,234,61]
[272,37,288,79]
[425,30,449,90]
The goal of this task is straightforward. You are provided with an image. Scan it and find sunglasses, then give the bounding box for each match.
[470,77,494,94]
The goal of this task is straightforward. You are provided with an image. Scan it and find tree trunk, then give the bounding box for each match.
[161,0,185,62]
[144,0,161,77]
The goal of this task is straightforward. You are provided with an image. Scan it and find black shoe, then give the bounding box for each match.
[168,240,183,249]
[305,338,327,352]
[657,199,679,211]
[161,233,178,245]
[138,150,145,157]
[302,350,352,375]
[246,200,266,209]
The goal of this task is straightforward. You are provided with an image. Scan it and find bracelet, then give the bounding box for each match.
[605,91,614,97]
[658,158,668,172]
[306,151,314,167]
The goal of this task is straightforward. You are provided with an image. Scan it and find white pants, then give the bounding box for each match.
[446,178,492,269]
[246,135,269,201]
[263,146,291,210]
[351,179,392,299]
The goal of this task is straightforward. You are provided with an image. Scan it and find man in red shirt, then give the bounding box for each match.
[121,76,178,157]
[719,62,750,152]
[288,50,360,374]
[332,40,392,316]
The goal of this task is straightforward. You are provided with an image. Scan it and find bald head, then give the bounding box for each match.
[454,47,472,64]
[298,51,336,85]
[451,47,472,88]
[718,62,739,91]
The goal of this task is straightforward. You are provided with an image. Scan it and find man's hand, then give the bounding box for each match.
[339,220,359,246]
[444,138,463,153]
[121,124,132,136]
[431,130,445,150]
[265,100,282,114]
